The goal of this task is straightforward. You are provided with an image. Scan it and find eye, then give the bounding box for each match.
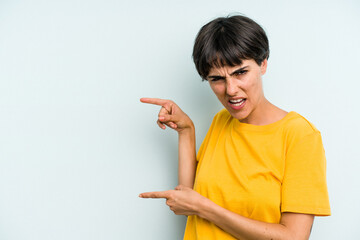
[234,70,248,76]
[208,77,224,82]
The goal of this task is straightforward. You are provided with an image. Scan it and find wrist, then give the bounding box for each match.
[178,122,195,135]
[196,196,217,220]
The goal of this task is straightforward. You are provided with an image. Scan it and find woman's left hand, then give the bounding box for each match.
[139,185,206,216]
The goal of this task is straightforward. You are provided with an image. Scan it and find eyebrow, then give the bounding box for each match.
[207,66,249,79]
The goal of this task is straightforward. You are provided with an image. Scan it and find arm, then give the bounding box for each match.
[178,124,197,188]
[140,98,197,188]
[140,186,314,240]
[198,198,314,240]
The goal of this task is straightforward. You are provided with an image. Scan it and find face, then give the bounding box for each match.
[206,59,268,123]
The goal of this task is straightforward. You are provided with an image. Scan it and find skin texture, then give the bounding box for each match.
[139,59,315,239]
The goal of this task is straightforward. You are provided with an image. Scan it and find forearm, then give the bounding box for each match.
[197,199,312,240]
[178,123,197,188]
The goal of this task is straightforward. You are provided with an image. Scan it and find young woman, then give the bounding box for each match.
[139,15,330,240]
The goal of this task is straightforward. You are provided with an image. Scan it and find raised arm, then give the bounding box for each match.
[140,98,197,188]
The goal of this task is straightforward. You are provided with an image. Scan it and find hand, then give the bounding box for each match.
[139,185,206,216]
[140,98,194,133]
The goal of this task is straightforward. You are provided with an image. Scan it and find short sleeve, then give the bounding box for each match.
[281,131,331,216]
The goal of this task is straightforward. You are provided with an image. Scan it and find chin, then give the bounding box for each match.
[225,107,249,122]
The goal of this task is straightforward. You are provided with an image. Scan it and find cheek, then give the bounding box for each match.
[210,84,225,97]
[244,75,262,97]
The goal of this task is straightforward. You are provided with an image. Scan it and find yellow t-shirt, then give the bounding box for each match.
[183,109,331,240]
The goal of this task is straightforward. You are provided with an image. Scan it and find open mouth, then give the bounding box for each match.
[229,98,246,106]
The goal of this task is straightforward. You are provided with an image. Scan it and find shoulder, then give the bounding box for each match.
[284,112,319,133]
[282,111,322,146]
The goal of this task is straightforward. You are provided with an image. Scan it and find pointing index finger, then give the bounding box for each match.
[140,98,168,107]
[139,190,171,199]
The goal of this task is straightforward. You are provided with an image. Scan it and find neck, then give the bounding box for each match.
[240,98,287,126]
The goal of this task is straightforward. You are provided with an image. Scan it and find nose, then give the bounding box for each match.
[225,77,239,96]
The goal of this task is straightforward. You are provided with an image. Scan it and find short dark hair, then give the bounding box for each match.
[192,15,270,80]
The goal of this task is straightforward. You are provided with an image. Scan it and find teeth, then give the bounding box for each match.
[229,99,244,103]
[229,99,245,106]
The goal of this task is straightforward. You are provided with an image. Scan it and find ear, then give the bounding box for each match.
[260,59,268,75]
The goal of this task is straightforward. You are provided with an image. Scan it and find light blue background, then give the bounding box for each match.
[1,0,359,239]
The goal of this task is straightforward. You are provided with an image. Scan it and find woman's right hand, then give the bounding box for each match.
[140,98,194,133]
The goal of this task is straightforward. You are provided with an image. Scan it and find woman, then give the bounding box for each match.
[139,15,330,240]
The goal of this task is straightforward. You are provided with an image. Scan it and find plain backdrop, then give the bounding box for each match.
[0,0,359,239]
